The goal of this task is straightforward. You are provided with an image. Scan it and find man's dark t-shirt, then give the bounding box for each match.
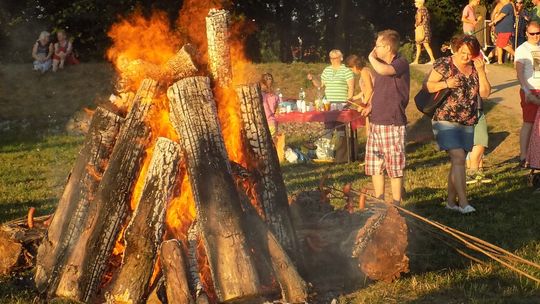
[370,55,410,126]
[495,3,515,33]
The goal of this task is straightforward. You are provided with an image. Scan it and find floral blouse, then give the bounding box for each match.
[433,56,479,126]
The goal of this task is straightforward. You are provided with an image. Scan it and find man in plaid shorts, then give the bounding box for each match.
[362,29,410,205]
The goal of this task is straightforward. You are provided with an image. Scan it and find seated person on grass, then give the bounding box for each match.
[32,31,53,73]
[52,29,79,72]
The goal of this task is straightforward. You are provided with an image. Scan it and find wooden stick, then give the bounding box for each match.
[329,185,540,284]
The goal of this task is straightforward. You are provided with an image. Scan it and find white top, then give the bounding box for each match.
[515,41,540,90]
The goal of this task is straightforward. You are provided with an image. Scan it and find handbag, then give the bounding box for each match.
[415,25,425,43]
[414,86,451,118]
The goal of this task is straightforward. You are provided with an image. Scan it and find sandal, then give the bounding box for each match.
[459,205,476,214]
[445,203,460,211]
[519,159,529,169]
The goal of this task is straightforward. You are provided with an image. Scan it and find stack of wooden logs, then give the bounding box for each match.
[33,9,307,304]
[27,8,409,304]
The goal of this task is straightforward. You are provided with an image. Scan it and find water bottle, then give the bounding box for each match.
[299,88,306,101]
[276,88,283,103]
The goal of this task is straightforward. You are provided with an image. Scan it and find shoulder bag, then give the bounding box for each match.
[414,87,451,117]
[414,62,454,118]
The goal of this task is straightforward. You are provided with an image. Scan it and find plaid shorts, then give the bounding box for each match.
[365,124,406,178]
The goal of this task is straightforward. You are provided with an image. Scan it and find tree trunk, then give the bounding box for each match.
[160,240,194,304]
[206,9,232,86]
[54,79,158,302]
[235,84,300,260]
[105,138,183,304]
[167,76,263,302]
[34,106,124,293]
[334,0,350,52]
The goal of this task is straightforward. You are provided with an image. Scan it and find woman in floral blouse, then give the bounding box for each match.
[425,35,491,214]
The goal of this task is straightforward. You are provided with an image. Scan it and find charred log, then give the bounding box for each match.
[243,205,307,303]
[167,76,263,302]
[206,9,232,86]
[162,44,200,83]
[105,138,183,304]
[160,239,195,304]
[34,106,124,293]
[53,79,158,302]
[235,83,300,261]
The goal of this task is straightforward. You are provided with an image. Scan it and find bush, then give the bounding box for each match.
[399,42,416,63]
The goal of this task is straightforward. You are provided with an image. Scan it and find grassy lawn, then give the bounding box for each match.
[0,62,539,303]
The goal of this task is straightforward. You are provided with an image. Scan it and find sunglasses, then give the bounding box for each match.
[528,32,540,36]
[516,2,523,4]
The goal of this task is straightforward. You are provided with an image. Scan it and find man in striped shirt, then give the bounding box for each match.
[308,49,354,103]
[308,49,354,162]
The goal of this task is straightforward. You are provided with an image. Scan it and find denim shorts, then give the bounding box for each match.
[432,120,474,152]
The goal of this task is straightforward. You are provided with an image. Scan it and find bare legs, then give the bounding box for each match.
[496,45,515,64]
[372,174,404,205]
[520,122,533,161]
[447,149,471,208]
[467,145,485,170]
[413,42,436,64]
[52,58,65,72]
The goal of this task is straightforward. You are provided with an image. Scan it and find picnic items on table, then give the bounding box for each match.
[275,98,365,163]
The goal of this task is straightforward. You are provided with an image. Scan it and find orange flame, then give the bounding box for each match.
[107,9,181,91]
[105,2,259,300]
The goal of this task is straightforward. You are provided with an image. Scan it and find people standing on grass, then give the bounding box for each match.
[260,73,279,137]
[426,35,491,214]
[412,0,436,65]
[515,21,540,168]
[490,0,515,64]
[307,49,354,163]
[363,30,410,205]
[32,31,53,73]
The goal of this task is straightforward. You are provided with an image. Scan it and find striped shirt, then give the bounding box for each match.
[321,64,353,102]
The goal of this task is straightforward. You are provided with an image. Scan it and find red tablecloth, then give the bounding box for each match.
[275,109,365,130]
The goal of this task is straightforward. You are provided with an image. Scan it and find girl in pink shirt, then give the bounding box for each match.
[260,73,279,136]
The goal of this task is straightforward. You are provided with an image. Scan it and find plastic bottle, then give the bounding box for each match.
[299,88,306,101]
[314,87,322,111]
[276,88,283,103]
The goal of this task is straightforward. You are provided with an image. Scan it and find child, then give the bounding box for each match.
[260,73,279,136]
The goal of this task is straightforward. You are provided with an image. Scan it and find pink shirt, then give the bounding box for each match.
[262,92,279,128]
[462,5,476,34]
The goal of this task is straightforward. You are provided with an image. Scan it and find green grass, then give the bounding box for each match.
[0,62,539,303]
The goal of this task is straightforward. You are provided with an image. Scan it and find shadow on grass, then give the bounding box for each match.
[0,198,57,222]
[486,131,510,155]
[405,274,540,304]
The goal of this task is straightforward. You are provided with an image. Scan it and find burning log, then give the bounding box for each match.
[206,9,232,86]
[53,79,158,302]
[160,239,194,304]
[105,138,183,304]
[167,76,263,302]
[35,106,124,293]
[119,44,199,93]
[235,83,300,260]
[162,44,200,83]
